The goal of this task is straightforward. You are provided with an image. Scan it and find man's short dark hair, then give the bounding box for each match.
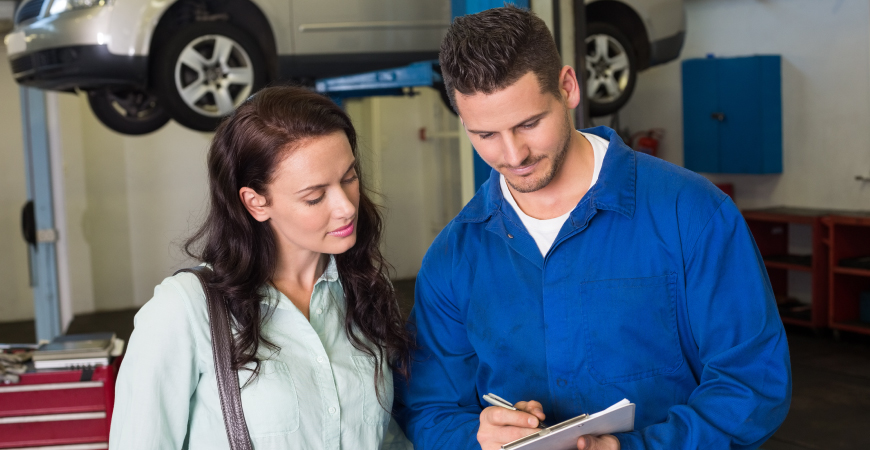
[439,5,563,112]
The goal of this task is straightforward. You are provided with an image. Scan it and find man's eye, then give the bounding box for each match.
[522,120,539,129]
[305,194,325,206]
[478,133,494,140]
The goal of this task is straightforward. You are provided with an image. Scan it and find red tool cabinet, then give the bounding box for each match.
[0,358,121,449]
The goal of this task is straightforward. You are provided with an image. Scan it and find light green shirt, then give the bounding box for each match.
[109,257,412,450]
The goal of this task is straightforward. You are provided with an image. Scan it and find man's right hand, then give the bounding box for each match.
[477,400,547,450]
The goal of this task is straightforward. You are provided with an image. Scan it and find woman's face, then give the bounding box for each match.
[243,131,360,257]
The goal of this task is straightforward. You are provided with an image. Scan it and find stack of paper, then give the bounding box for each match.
[502,399,635,450]
[32,333,125,370]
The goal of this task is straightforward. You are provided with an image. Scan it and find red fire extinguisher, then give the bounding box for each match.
[630,129,664,158]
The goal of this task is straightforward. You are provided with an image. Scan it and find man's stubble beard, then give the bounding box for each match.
[505,111,574,194]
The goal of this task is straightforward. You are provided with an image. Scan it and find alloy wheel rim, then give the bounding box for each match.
[174,34,254,118]
[585,33,631,103]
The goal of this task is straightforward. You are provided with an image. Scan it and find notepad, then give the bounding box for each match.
[502,399,635,450]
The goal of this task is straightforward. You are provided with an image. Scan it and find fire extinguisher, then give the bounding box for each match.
[630,129,664,157]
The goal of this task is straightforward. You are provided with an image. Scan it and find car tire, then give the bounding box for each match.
[585,23,637,117]
[153,22,268,132]
[87,87,171,135]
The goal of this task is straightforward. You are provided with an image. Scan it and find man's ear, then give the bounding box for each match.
[559,65,582,110]
[239,187,270,222]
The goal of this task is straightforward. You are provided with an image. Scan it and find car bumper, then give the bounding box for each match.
[649,30,685,66]
[5,5,144,90]
[9,44,146,90]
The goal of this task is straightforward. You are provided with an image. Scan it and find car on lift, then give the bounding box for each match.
[4,0,684,135]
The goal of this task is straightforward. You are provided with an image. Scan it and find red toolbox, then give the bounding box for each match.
[0,358,121,449]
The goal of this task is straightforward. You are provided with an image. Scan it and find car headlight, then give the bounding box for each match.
[48,0,109,16]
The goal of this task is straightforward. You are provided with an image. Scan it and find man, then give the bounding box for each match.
[395,5,791,450]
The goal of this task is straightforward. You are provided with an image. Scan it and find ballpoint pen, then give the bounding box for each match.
[482,393,549,429]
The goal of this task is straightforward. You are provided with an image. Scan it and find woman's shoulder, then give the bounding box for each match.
[134,268,210,334]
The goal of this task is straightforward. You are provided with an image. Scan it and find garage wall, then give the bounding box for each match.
[347,89,462,279]
[63,99,211,311]
[617,0,870,211]
[0,45,33,322]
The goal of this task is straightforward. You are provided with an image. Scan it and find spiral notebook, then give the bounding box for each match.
[502,399,635,450]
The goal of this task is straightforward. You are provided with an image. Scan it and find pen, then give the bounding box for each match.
[483,393,549,429]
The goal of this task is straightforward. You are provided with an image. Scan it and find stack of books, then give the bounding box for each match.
[32,332,125,370]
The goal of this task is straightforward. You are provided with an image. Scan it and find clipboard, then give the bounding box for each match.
[502,399,635,450]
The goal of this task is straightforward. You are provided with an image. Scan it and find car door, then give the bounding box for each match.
[290,0,449,56]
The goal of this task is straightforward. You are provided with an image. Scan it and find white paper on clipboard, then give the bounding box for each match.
[502,399,635,450]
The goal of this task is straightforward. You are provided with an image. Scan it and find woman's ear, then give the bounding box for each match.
[239,187,270,222]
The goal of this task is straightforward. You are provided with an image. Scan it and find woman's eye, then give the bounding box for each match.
[305,194,325,206]
[342,174,359,184]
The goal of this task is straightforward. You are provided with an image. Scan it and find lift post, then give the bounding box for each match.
[19,87,62,342]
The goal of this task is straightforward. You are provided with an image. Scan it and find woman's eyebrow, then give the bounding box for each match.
[294,160,356,194]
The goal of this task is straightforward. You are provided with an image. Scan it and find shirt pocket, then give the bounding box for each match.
[351,354,393,427]
[238,360,300,436]
[580,273,682,384]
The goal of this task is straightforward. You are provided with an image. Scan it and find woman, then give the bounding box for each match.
[109,86,413,449]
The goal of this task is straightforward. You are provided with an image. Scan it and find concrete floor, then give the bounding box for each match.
[3,278,868,449]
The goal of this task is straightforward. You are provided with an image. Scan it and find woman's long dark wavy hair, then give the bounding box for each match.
[184,85,412,402]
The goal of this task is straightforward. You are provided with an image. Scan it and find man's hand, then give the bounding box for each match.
[577,434,620,450]
[477,400,546,450]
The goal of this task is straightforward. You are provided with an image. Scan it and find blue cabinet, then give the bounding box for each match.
[682,55,782,174]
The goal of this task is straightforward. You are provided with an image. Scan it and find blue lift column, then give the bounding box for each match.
[20,87,62,342]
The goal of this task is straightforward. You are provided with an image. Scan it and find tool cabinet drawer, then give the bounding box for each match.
[0,381,105,417]
[0,412,108,449]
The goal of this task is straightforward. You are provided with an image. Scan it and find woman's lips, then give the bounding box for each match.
[328,222,355,237]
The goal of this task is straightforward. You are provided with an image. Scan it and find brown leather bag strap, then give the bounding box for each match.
[175,267,253,450]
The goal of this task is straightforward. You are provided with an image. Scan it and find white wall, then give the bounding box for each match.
[618,0,870,211]
[0,44,32,322]
[66,100,211,310]
[347,89,462,279]
[37,92,209,314]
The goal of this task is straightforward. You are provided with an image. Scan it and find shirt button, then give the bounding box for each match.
[507,233,514,239]
[316,308,323,315]
[328,407,336,414]
[317,356,325,363]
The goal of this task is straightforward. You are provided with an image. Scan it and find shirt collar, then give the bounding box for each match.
[318,254,339,284]
[262,255,340,308]
[454,125,636,223]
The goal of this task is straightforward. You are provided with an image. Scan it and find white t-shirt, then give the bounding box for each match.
[500,132,609,256]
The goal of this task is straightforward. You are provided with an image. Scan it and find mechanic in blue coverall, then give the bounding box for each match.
[395,6,791,450]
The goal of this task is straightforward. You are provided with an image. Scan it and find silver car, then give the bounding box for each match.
[5,0,684,135]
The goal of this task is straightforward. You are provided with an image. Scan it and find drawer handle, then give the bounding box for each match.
[711,112,726,122]
[0,411,106,424]
[0,381,103,393]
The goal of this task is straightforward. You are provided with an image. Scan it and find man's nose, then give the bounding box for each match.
[503,134,530,167]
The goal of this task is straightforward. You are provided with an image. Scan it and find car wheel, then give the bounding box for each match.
[153,22,267,132]
[585,23,637,117]
[87,87,171,135]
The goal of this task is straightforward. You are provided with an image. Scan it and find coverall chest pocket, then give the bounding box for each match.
[580,273,682,384]
[238,360,300,436]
